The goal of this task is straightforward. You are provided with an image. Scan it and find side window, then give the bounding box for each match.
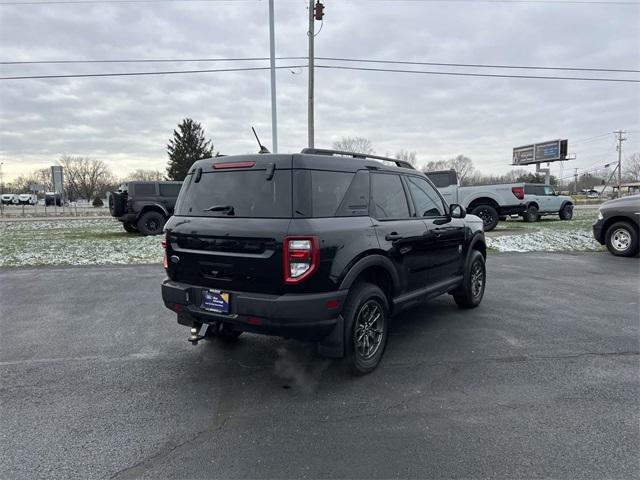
[543,186,555,196]
[524,184,534,195]
[406,176,446,217]
[159,183,181,197]
[134,184,156,196]
[311,171,354,217]
[371,173,410,220]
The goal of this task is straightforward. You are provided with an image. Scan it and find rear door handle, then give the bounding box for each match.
[385,233,403,241]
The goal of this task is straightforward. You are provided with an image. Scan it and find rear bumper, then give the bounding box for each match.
[116,213,137,223]
[498,204,526,216]
[162,279,348,341]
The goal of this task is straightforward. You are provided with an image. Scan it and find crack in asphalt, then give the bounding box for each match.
[382,350,639,370]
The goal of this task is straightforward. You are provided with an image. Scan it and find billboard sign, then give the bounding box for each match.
[513,139,568,165]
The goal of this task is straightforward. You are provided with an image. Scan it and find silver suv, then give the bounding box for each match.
[522,184,574,222]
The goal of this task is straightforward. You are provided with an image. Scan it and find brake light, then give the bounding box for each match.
[283,236,319,284]
[512,186,525,200]
[213,161,256,169]
[161,236,168,270]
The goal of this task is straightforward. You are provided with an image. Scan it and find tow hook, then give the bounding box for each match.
[189,325,206,345]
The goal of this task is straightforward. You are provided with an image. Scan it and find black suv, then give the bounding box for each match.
[109,181,182,235]
[161,149,487,374]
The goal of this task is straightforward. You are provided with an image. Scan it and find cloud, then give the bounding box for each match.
[0,0,638,181]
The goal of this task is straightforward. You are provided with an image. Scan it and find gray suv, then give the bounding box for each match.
[109,181,182,235]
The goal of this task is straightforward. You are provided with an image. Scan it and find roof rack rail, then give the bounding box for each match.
[300,148,415,170]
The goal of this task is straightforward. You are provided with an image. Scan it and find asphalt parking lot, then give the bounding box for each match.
[1,252,638,479]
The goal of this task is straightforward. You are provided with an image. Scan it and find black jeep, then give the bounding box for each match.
[161,149,487,374]
[109,181,182,235]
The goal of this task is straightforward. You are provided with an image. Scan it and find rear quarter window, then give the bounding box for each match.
[293,170,370,217]
[133,184,156,196]
[159,184,181,197]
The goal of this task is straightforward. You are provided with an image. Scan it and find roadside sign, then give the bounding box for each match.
[513,139,568,165]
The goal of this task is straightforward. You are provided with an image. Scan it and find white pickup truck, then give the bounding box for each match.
[424,170,526,231]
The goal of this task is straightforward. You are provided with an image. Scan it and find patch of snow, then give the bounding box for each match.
[486,229,603,253]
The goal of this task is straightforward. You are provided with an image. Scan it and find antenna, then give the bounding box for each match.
[251,127,271,154]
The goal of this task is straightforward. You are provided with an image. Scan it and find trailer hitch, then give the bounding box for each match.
[189,325,206,345]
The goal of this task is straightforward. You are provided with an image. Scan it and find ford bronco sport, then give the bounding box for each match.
[161,149,487,374]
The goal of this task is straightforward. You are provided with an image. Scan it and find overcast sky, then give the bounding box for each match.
[0,0,638,183]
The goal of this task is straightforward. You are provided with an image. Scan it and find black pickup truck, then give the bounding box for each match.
[109,181,182,235]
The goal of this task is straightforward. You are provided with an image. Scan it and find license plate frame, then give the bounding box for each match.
[200,289,231,314]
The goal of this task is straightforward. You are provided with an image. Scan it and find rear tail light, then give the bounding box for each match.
[283,236,319,284]
[161,235,168,270]
[512,186,525,200]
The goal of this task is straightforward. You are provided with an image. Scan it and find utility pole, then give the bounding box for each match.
[268,0,278,153]
[614,130,627,197]
[308,1,323,149]
[574,168,578,195]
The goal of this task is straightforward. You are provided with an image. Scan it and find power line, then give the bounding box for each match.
[315,64,639,83]
[0,0,256,4]
[0,64,306,80]
[3,55,637,74]
[1,0,637,4]
[318,57,639,74]
[0,56,305,65]
[2,63,638,82]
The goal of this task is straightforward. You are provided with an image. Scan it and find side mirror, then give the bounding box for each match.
[450,204,466,219]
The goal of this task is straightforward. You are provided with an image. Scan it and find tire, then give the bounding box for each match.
[523,205,539,223]
[109,192,125,217]
[136,211,166,236]
[605,221,638,257]
[471,205,499,232]
[559,204,573,220]
[453,250,486,309]
[122,222,138,234]
[344,282,390,376]
[204,321,243,341]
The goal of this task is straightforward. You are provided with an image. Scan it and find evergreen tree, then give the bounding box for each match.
[166,118,214,180]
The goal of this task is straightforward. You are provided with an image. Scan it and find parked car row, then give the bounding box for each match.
[1,192,64,206]
[1,193,38,205]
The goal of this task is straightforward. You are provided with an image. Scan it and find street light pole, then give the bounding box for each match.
[268,0,278,153]
[307,0,315,149]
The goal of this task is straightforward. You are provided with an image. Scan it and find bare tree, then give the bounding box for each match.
[129,169,165,181]
[395,149,418,166]
[424,160,449,172]
[448,155,474,184]
[332,137,374,155]
[60,156,113,201]
[624,153,640,181]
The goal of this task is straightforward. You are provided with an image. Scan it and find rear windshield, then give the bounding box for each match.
[175,170,292,218]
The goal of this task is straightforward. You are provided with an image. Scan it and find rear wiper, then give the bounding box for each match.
[203,204,235,215]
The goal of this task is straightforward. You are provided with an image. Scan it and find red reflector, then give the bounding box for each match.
[247,316,263,325]
[289,250,311,260]
[173,303,183,313]
[326,299,340,310]
[213,161,256,169]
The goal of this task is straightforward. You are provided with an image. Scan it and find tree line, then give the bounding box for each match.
[4,125,639,201]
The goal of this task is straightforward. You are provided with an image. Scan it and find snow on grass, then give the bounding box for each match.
[486,229,603,253]
[486,206,605,253]
[0,218,163,267]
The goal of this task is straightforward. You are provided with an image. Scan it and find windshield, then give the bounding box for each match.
[175,169,292,218]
